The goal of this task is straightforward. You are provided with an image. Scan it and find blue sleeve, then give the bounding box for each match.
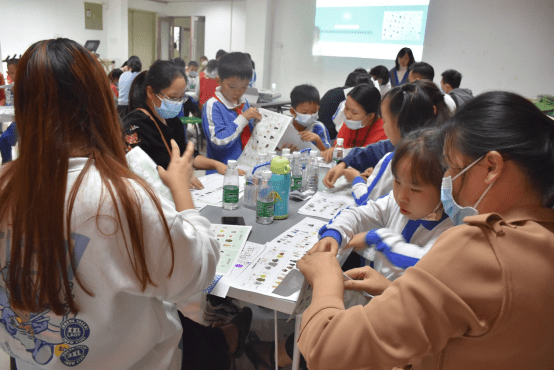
[0,123,17,163]
[312,123,331,149]
[341,140,395,171]
[203,100,244,150]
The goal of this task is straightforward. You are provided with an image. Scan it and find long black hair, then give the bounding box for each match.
[129,60,186,110]
[395,47,415,70]
[440,91,554,207]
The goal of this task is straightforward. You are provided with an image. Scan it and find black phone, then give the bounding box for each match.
[221,216,246,225]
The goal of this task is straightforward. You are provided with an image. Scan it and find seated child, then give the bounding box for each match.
[369,65,392,97]
[108,68,123,98]
[440,69,474,108]
[281,84,331,152]
[197,59,219,110]
[202,52,262,172]
[322,84,386,162]
[186,60,199,90]
[315,128,453,281]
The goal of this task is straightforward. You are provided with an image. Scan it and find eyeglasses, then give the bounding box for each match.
[158,92,189,104]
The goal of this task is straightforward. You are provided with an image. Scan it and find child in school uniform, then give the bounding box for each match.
[313,128,453,281]
[197,59,219,110]
[344,82,444,206]
[280,84,331,152]
[202,52,262,172]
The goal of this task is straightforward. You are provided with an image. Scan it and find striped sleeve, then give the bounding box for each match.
[312,122,331,149]
[203,99,248,149]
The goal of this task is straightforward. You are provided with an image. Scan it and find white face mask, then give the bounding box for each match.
[441,156,496,226]
[202,60,208,66]
[344,114,368,130]
[294,110,318,127]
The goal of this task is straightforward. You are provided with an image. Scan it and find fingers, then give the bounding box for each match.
[344,279,369,291]
[190,176,204,190]
[343,267,370,280]
[183,141,195,160]
[237,169,246,176]
[170,139,181,161]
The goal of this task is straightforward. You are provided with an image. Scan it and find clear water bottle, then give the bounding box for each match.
[244,153,269,210]
[223,160,239,210]
[282,148,291,157]
[290,151,303,192]
[333,138,345,164]
[268,151,277,160]
[256,170,274,225]
[300,148,311,190]
[306,150,320,194]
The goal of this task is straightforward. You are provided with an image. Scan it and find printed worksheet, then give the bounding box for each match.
[297,192,356,220]
[237,108,292,169]
[232,218,326,296]
[277,122,317,151]
[191,174,245,206]
[211,224,252,275]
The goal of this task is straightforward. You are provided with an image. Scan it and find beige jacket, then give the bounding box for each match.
[298,207,554,369]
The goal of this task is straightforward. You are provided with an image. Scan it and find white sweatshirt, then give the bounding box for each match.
[351,151,395,206]
[319,191,453,281]
[0,158,220,369]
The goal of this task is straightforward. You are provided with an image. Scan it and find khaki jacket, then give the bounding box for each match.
[298,207,554,369]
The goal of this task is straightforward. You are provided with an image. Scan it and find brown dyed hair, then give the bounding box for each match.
[0,39,174,315]
[391,128,445,190]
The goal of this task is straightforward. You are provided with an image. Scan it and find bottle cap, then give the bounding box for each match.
[282,148,291,155]
[268,151,277,157]
[310,150,320,157]
[228,160,237,168]
[270,156,291,174]
[262,170,272,179]
[292,151,301,158]
[336,138,344,145]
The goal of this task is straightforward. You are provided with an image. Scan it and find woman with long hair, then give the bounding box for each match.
[0,38,250,369]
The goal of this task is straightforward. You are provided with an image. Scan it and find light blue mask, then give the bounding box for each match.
[294,110,318,127]
[344,114,368,130]
[154,95,182,119]
[441,156,496,226]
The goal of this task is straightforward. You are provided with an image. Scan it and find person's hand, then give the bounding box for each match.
[323,162,346,188]
[322,147,335,163]
[189,176,204,190]
[297,252,343,288]
[214,161,246,176]
[345,232,368,252]
[243,107,262,121]
[343,167,361,183]
[281,143,299,152]
[343,266,392,296]
[307,237,340,256]
[158,140,195,190]
[361,167,374,179]
[299,131,320,144]
[237,168,246,176]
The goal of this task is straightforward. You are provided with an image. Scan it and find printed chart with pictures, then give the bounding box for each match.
[190,174,245,206]
[382,11,424,41]
[298,192,356,220]
[237,108,292,170]
[211,224,252,275]
[233,218,327,296]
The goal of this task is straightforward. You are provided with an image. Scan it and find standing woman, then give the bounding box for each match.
[297,91,554,369]
[0,38,250,369]
[123,60,241,190]
[389,47,415,88]
[117,55,142,119]
[322,84,386,163]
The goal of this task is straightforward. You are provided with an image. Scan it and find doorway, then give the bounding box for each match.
[128,9,156,69]
[158,16,205,63]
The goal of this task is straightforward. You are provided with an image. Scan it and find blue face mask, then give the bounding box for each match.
[154,94,182,119]
[441,156,496,226]
[294,110,318,127]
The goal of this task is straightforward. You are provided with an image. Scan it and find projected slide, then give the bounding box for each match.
[313,0,430,60]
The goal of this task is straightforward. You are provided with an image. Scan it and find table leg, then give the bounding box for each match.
[274,310,279,370]
[292,314,302,370]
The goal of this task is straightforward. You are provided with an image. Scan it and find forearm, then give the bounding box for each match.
[315,139,327,152]
[192,155,218,171]
[169,186,195,212]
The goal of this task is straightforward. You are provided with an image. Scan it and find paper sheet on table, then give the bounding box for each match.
[210,242,267,297]
[191,173,245,206]
[277,122,317,152]
[237,108,292,169]
[297,192,356,220]
[231,218,327,298]
[211,224,252,276]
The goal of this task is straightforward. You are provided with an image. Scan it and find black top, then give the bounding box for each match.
[318,86,346,140]
[123,106,199,169]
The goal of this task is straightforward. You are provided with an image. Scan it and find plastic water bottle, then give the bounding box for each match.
[317,156,328,192]
[268,151,277,160]
[306,150,320,194]
[223,160,239,210]
[256,170,274,225]
[333,138,345,164]
[300,148,311,190]
[290,151,303,192]
[244,153,269,210]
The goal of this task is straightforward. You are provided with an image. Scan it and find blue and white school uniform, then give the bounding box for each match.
[351,152,394,206]
[202,87,255,173]
[319,191,453,281]
[305,121,332,149]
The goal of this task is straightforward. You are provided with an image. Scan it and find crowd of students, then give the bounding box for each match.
[0,38,553,370]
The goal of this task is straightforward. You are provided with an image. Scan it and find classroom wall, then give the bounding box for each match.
[263,0,554,99]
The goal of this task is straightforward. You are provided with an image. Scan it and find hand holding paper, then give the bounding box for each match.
[343,266,391,296]
[307,236,340,256]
